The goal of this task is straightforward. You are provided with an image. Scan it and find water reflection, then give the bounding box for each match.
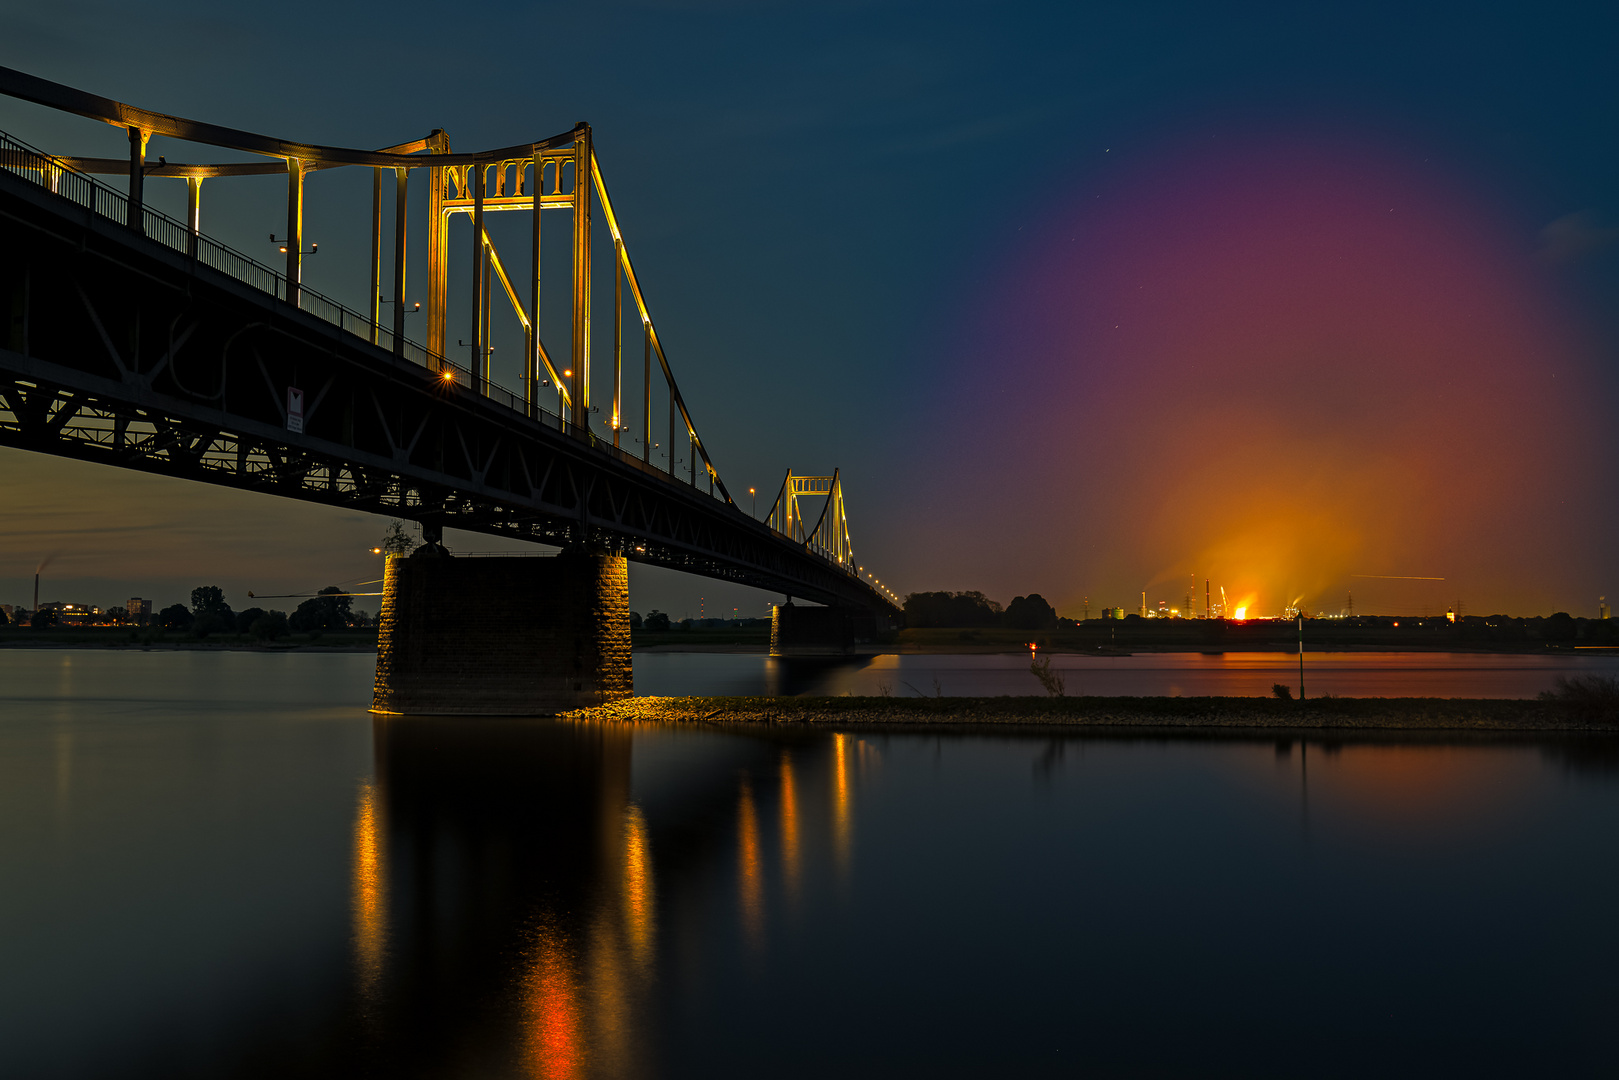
[762,656,876,696]
[778,752,801,902]
[832,732,853,876]
[8,646,1619,1078]
[633,649,1619,699]
[737,779,764,948]
[359,717,656,1078]
[351,777,387,1006]
[622,804,655,969]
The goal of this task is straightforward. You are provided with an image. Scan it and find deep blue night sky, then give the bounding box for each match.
[3,1,1617,617]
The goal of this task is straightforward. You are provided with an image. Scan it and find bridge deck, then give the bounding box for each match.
[0,147,896,613]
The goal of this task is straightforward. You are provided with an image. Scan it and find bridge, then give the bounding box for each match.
[0,66,900,712]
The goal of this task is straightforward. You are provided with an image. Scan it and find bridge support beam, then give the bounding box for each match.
[769,602,880,658]
[373,549,631,716]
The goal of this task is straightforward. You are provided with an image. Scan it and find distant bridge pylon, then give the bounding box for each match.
[767,470,855,571]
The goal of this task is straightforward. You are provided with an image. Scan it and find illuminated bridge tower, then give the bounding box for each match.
[764,470,888,656]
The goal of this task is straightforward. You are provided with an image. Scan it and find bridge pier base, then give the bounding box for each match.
[769,602,879,658]
[372,549,631,716]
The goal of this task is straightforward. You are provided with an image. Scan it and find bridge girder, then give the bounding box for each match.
[0,166,896,612]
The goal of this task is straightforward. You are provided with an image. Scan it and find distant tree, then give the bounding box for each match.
[188,586,232,636]
[629,611,644,630]
[0,606,8,627]
[251,610,289,640]
[902,591,1003,628]
[31,608,58,629]
[645,610,670,631]
[381,520,415,556]
[159,604,193,631]
[289,586,354,633]
[1003,594,1059,630]
[106,606,128,625]
[1546,612,1578,642]
[235,607,267,633]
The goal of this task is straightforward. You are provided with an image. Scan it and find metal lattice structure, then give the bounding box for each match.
[0,66,898,615]
[765,470,856,571]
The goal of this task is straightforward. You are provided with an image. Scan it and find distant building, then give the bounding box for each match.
[41,602,103,626]
[128,598,152,626]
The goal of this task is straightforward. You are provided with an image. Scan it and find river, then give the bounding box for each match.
[2,649,1616,1077]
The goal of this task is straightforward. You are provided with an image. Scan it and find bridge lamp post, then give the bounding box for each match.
[749,487,756,519]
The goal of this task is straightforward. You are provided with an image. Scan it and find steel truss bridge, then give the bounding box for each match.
[0,67,899,613]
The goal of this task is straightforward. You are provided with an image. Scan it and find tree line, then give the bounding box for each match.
[901,590,1063,629]
[156,585,369,639]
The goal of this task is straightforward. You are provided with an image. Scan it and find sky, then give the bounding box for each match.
[2,0,1618,619]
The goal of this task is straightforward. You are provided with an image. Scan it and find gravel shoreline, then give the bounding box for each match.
[564,695,1616,732]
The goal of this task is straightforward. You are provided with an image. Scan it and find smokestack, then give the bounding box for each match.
[1206,579,1210,620]
[34,572,39,613]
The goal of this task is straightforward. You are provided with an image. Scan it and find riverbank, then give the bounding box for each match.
[565,694,1616,731]
[0,628,378,651]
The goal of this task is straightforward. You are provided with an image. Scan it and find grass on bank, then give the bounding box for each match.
[1539,675,1619,722]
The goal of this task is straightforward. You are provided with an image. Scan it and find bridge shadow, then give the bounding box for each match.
[762,656,878,696]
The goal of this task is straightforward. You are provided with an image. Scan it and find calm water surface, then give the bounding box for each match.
[636,648,1619,698]
[3,649,1617,1078]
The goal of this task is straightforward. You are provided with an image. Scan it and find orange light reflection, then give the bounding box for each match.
[738,778,763,947]
[523,924,584,1080]
[622,803,654,969]
[779,752,800,901]
[351,777,387,1001]
[832,733,852,876]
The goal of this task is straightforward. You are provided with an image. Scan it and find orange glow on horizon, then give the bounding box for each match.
[919,131,1610,615]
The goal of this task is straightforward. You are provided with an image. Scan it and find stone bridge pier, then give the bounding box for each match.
[373,548,632,716]
[769,602,886,657]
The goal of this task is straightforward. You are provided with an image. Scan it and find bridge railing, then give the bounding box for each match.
[0,128,744,503]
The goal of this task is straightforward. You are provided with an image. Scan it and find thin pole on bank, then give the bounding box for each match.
[1298,613,1305,701]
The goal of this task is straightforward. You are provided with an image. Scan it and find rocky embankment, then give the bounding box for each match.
[564,695,1615,732]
